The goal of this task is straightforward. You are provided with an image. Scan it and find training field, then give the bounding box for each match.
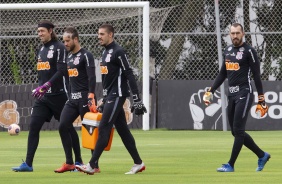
[0,130,281,184]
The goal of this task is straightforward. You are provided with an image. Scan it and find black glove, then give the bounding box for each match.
[97,98,105,113]
[131,94,147,115]
[97,103,104,113]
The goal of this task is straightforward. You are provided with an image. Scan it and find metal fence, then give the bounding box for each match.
[1,0,281,82]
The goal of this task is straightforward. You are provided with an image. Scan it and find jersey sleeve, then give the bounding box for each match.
[48,43,68,84]
[210,53,227,93]
[116,49,139,95]
[248,47,263,95]
[84,51,96,93]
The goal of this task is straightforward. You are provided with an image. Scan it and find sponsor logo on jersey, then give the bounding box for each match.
[71,92,82,99]
[228,47,232,51]
[49,45,54,50]
[231,52,235,56]
[236,51,243,60]
[77,52,81,56]
[73,57,80,65]
[47,50,54,59]
[37,61,50,70]
[100,66,108,74]
[229,86,239,93]
[68,68,79,77]
[109,49,113,54]
[225,61,240,71]
[239,47,245,52]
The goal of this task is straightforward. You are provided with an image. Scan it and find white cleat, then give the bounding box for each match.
[75,163,95,175]
[125,162,145,174]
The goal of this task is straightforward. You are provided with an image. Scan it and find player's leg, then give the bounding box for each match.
[216,96,236,172]
[69,126,83,165]
[240,94,270,171]
[114,109,145,174]
[76,97,124,174]
[55,101,79,173]
[12,99,52,172]
[89,97,123,166]
[50,93,80,165]
[228,93,252,168]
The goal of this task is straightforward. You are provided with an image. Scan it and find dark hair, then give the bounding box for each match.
[38,20,58,41]
[99,24,115,36]
[231,23,244,32]
[64,26,79,41]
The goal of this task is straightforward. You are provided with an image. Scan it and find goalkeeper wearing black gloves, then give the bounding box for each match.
[203,23,270,172]
[75,24,146,175]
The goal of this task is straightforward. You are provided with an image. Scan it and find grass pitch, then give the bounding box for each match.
[0,129,281,184]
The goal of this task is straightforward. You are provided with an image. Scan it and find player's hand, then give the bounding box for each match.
[131,94,147,116]
[202,88,213,106]
[32,81,51,100]
[88,93,97,113]
[255,95,268,118]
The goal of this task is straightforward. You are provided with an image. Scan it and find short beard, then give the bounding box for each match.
[69,44,75,52]
[232,38,243,47]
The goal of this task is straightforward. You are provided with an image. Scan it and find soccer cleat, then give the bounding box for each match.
[75,163,95,175]
[54,163,75,173]
[73,162,84,172]
[256,152,271,171]
[125,162,145,174]
[93,168,101,173]
[216,163,234,172]
[12,161,33,172]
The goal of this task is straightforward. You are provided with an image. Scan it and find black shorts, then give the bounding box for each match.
[31,93,68,122]
[61,98,90,122]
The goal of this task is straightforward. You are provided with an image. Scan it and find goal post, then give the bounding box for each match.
[0,2,150,130]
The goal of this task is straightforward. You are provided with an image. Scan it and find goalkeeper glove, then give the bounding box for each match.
[88,93,97,113]
[203,88,213,106]
[131,94,147,116]
[32,81,51,100]
[255,95,268,118]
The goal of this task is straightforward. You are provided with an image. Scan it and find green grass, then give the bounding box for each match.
[0,130,281,183]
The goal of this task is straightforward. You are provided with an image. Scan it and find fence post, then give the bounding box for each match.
[214,0,228,131]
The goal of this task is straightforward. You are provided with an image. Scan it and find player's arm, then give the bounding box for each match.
[48,44,68,84]
[203,54,227,105]
[116,49,147,115]
[249,47,263,95]
[210,57,227,94]
[249,47,268,117]
[85,52,97,112]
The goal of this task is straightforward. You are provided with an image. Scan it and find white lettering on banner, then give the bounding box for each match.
[253,91,282,103]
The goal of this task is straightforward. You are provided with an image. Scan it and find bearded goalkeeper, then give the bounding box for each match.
[203,23,270,172]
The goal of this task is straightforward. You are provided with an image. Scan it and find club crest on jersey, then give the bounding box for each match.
[73,57,80,65]
[236,51,243,60]
[105,54,111,62]
[47,50,54,59]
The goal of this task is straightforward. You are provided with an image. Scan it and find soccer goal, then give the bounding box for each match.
[0,2,151,130]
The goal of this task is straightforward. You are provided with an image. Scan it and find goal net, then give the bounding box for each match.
[0,2,172,130]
